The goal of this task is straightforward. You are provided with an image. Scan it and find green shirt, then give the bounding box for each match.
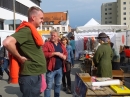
[11,27,47,75]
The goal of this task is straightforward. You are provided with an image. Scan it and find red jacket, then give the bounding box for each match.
[124,49,130,57]
[42,41,67,72]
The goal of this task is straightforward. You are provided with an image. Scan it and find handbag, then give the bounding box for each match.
[40,74,47,93]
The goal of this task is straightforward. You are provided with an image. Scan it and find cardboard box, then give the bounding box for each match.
[78,73,91,82]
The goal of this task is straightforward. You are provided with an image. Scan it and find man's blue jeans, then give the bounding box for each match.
[44,68,63,97]
[19,75,41,97]
[1,58,9,78]
[2,58,9,74]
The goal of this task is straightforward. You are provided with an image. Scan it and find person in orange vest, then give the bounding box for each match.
[3,6,47,97]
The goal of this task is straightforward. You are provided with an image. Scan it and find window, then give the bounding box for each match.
[50,21,54,25]
[30,0,41,6]
[124,17,126,20]
[0,0,13,11]
[123,7,126,10]
[44,22,48,25]
[123,2,126,5]
[0,0,29,16]
[124,23,126,25]
[57,27,60,31]
[105,17,107,19]
[109,21,112,23]
[123,12,126,15]
[108,4,112,6]
[105,8,107,11]
[52,27,54,30]
[109,17,112,19]
[108,8,112,10]
[109,13,112,15]
[62,27,65,32]
[9,24,19,30]
[0,21,3,30]
[15,1,28,16]
[105,13,107,15]
[42,27,45,30]
[105,21,107,24]
[47,27,49,31]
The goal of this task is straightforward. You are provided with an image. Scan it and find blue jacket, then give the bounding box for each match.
[66,45,74,65]
[70,40,75,50]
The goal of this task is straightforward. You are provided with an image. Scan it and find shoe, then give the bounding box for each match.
[63,86,66,91]
[71,65,74,68]
[7,77,11,84]
[66,87,72,94]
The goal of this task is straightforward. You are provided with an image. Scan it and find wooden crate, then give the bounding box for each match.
[112,68,124,81]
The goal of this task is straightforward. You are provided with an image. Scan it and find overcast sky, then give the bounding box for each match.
[41,0,116,28]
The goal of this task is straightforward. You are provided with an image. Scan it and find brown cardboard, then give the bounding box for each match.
[78,73,91,82]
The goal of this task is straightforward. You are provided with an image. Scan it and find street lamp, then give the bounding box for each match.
[13,0,16,30]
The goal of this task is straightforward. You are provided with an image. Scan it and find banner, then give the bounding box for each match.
[73,73,87,97]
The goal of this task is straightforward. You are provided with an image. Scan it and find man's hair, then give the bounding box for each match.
[28,6,43,20]
[50,29,60,36]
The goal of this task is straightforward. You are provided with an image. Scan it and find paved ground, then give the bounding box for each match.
[0,61,81,97]
[1,60,130,97]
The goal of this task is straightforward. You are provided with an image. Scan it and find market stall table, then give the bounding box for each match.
[84,82,130,96]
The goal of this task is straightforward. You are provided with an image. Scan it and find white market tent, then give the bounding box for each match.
[74,18,128,59]
[84,18,100,26]
[77,25,128,32]
[77,18,128,32]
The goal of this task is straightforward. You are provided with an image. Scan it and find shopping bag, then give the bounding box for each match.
[40,74,47,93]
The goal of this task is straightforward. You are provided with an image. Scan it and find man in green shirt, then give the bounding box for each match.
[3,6,46,97]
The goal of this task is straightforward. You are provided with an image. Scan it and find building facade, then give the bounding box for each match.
[0,0,41,30]
[42,11,70,34]
[101,0,130,29]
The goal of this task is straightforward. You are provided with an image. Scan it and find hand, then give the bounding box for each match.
[54,52,63,57]
[18,56,28,64]
[54,52,66,60]
[58,53,64,58]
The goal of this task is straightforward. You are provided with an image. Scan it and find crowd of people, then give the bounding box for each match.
[0,5,128,97]
[0,6,76,97]
[93,33,130,77]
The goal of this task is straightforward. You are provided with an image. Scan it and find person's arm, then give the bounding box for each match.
[3,27,30,64]
[42,43,61,58]
[3,36,27,64]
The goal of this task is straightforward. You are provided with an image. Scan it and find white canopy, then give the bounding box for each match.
[84,18,100,26]
[77,25,128,32]
[77,18,128,32]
